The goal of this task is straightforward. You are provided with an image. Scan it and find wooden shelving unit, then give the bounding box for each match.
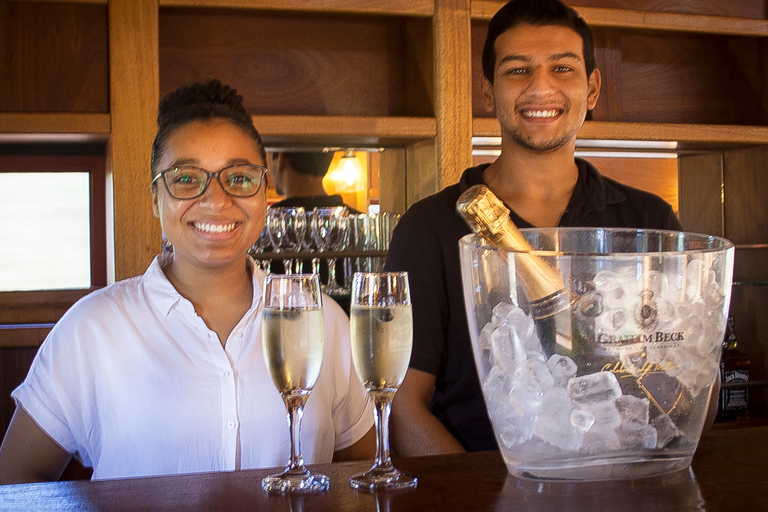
[1,0,767,418]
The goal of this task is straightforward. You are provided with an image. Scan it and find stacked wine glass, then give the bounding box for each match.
[249,207,401,296]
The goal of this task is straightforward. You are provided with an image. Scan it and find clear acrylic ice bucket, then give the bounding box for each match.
[459,228,734,480]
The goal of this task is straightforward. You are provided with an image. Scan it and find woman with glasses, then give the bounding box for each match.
[0,80,374,483]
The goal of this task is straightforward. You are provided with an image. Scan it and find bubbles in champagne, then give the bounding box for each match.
[350,305,413,392]
[262,308,324,394]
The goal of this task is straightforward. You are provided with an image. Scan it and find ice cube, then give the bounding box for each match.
[579,400,621,430]
[479,322,494,354]
[546,354,578,388]
[492,401,536,448]
[685,258,716,301]
[567,371,622,405]
[651,414,681,448]
[616,395,650,427]
[503,306,540,353]
[701,279,725,313]
[571,409,596,433]
[482,364,516,406]
[675,353,718,398]
[593,270,631,303]
[491,325,527,371]
[675,309,704,350]
[581,426,621,455]
[533,411,584,452]
[492,301,517,327]
[616,424,658,450]
[541,387,574,414]
[514,358,555,397]
[527,350,548,363]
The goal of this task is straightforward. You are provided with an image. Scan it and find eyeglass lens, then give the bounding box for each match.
[164,165,264,199]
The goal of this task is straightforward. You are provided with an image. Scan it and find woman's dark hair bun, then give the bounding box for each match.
[157,79,248,128]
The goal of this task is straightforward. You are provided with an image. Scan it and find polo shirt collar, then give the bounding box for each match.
[459,158,627,226]
[562,158,626,225]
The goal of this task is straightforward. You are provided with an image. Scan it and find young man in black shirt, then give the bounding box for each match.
[384,0,682,456]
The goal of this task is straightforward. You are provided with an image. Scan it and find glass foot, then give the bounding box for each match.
[261,467,330,494]
[349,465,417,491]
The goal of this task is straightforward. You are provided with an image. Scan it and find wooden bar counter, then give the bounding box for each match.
[1,425,766,511]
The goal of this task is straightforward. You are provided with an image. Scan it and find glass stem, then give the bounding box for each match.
[311,258,320,276]
[327,258,338,288]
[285,395,306,470]
[372,392,394,469]
[283,258,293,276]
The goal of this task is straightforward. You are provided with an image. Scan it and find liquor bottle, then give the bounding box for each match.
[718,316,750,421]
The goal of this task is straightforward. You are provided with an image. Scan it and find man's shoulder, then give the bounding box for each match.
[398,165,485,222]
[600,173,674,210]
[582,164,682,230]
[403,182,463,217]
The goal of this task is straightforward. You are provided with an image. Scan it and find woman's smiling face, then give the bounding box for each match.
[152,118,268,271]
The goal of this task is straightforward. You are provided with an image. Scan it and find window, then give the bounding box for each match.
[0,154,106,294]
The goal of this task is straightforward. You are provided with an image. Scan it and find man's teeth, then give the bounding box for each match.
[523,109,559,118]
[194,222,236,233]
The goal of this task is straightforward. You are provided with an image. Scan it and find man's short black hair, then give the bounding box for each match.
[283,152,335,177]
[482,0,596,83]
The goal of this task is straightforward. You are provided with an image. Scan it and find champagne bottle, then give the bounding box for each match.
[456,184,569,320]
[456,184,575,356]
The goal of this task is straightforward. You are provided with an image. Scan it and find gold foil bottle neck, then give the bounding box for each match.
[457,184,569,318]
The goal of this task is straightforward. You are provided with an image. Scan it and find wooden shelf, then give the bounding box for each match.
[14,0,434,15]
[159,0,434,16]
[471,2,768,36]
[253,115,436,146]
[473,118,768,148]
[0,113,436,146]
[0,113,110,143]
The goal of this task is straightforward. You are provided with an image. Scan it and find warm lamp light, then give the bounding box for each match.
[323,150,366,193]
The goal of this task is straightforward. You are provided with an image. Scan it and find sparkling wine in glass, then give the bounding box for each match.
[349,271,417,490]
[261,273,330,493]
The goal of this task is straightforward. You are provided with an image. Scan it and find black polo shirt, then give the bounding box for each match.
[384,159,683,451]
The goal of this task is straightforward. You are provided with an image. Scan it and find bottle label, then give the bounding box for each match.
[721,369,749,411]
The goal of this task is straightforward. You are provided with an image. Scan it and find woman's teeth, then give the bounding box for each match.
[193,222,236,233]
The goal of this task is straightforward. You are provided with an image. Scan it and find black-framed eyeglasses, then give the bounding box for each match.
[151,163,268,200]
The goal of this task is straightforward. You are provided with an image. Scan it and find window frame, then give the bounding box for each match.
[0,154,106,325]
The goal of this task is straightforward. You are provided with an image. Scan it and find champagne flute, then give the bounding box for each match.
[261,273,330,493]
[349,271,417,490]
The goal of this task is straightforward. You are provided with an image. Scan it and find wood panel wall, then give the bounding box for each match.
[0,2,109,112]
[159,9,432,117]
